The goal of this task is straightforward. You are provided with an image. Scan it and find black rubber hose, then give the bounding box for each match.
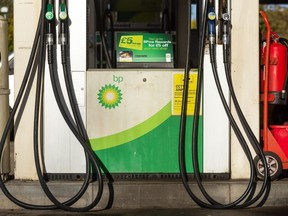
[191,42,256,208]
[0,0,92,210]
[33,2,95,209]
[222,60,271,208]
[59,0,93,185]
[209,44,270,208]
[96,0,112,68]
[162,9,171,32]
[222,21,266,155]
[222,26,271,206]
[0,3,59,209]
[179,0,209,208]
[60,0,114,197]
[0,0,104,211]
[40,64,104,212]
[179,0,270,208]
[60,36,115,210]
[179,0,255,208]
[103,9,115,67]
[58,0,113,186]
[61,44,114,181]
[34,1,104,211]
[38,40,104,211]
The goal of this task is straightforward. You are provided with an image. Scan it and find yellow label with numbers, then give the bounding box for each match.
[119,35,143,51]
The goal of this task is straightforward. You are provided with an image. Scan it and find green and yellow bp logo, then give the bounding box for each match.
[97,84,123,109]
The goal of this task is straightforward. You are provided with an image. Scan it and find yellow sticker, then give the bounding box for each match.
[119,35,143,51]
[172,72,201,116]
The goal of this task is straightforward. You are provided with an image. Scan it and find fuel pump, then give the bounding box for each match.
[179,0,270,208]
[0,0,273,212]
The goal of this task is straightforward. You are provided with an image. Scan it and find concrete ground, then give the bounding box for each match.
[1,207,288,216]
[1,178,288,211]
[1,144,288,214]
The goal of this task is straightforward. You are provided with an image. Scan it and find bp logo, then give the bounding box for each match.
[97,84,123,109]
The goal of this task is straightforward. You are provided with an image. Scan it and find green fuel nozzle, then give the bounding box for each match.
[59,3,68,20]
[58,1,69,46]
[45,3,54,21]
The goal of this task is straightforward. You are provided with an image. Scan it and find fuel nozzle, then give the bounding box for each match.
[222,14,230,46]
[208,3,216,45]
[45,2,54,21]
[45,0,56,64]
[58,0,68,46]
[45,1,56,45]
[222,13,231,64]
[58,0,69,65]
[59,2,68,21]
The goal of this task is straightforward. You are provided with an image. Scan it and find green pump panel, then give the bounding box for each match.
[87,69,203,174]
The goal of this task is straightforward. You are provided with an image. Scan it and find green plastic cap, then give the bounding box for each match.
[59,3,68,20]
[45,4,54,20]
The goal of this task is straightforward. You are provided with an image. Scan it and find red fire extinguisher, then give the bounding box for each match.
[261,32,288,105]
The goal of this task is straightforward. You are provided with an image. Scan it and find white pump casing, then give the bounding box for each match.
[13,0,259,180]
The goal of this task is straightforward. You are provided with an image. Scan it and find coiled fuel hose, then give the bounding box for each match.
[179,0,270,208]
[0,0,56,210]
[0,0,105,212]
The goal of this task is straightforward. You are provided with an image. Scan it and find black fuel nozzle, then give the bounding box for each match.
[59,0,68,21]
[208,4,216,45]
[58,0,69,46]
[45,0,57,64]
[45,1,56,42]
[222,13,231,64]
[58,0,69,65]
[222,13,230,45]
